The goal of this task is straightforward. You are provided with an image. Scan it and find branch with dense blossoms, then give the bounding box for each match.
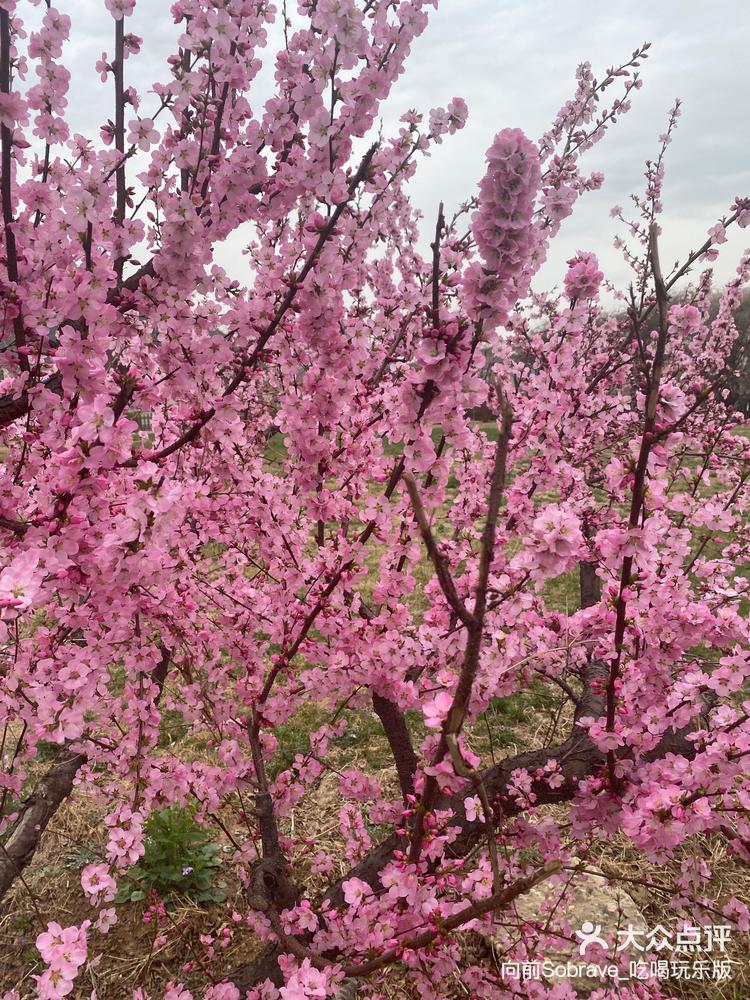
[340,859,562,979]
[240,858,562,986]
[229,623,714,992]
[605,223,671,790]
[119,142,379,470]
[0,645,170,905]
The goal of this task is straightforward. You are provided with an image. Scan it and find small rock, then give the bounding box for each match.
[506,860,645,996]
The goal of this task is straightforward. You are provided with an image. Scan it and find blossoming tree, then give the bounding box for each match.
[1,1,750,998]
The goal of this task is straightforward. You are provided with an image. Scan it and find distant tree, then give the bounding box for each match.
[727,290,750,414]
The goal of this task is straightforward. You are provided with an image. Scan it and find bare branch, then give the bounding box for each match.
[403,472,476,629]
[372,692,418,800]
[431,201,445,328]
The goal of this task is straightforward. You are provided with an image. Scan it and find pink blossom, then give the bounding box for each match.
[95,908,118,934]
[107,826,144,866]
[278,958,331,999]
[124,34,143,58]
[0,550,43,619]
[0,92,28,130]
[668,303,702,336]
[36,921,87,983]
[96,54,112,82]
[31,968,75,999]
[104,0,136,19]
[564,251,603,301]
[525,504,584,577]
[586,720,625,752]
[81,863,116,903]
[464,795,484,822]
[204,986,241,1000]
[542,184,576,223]
[463,127,541,327]
[342,877,370,909]
[127,117,159,151]
[72,398,115,444]
[163,985,193,1000]
[423,689,453,729]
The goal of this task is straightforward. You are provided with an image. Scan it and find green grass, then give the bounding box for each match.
[267,703,401,779]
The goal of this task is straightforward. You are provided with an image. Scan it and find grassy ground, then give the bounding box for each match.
[3,692,748,999]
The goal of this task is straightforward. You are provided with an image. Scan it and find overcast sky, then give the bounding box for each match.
[26,0,750,295]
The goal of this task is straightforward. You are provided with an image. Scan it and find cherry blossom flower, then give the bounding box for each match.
[464,795,484,822]
[564,251,603,301]
[524,504,584,578]
[423,689,453,729]
[81,863,116,903]
[0,550,43,619]
[127,117,158,151]
[278,958,332,999]
[95,908,118,934]
[0,92,28,130]
[104,0,136,19]
[342,876,370,909]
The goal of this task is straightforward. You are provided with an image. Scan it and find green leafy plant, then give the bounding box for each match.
[116,806,226,905]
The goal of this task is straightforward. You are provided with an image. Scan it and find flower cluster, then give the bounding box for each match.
[463,128,542,328]
[33,923,88,999]
[563,250,603,301]
[522,504,585,580]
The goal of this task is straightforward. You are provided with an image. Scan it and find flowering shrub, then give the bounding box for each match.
[0,2,749,999]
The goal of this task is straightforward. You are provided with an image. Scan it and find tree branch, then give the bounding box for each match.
[409,384,513,864]
[371,692,418,800]
[402,472,476,629]
[227,653,710,991]
[245,716,299,914]
[113,15,126,282]
[430,201,445,328]
[0,749,85,905]
[342,861,561,979]
[605,223,670,791]
[1,6,28,373]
